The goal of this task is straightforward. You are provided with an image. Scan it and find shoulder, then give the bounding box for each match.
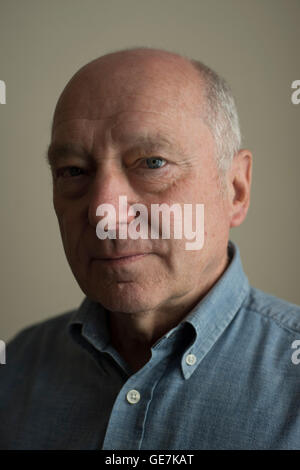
[244,286,300,335]
[5,308,79,364]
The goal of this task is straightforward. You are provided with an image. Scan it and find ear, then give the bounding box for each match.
[228,149,252,228]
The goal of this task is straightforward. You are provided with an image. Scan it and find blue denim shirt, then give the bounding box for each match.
[1,241,300,450]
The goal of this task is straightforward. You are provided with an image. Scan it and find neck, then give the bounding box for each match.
[109,252,229,372]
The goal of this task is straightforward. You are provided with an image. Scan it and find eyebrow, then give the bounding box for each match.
[46,133,186,166]
[118,133,187,156]
[46,142,90,166]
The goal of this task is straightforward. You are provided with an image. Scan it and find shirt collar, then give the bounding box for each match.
[179,240,250,379]
[68,240,250,380]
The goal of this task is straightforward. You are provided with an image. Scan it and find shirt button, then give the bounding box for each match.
[186,353,197,366]
[126,389,141,404]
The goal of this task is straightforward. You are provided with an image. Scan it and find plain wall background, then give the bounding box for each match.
[0,0,299,342]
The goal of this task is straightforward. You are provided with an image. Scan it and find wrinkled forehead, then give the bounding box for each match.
[52,55,205,133]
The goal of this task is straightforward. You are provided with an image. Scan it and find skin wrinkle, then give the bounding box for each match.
[51,107,203,137]
[49,48,252,373]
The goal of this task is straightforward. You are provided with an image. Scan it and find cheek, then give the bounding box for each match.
[183,185,229,248]
[204,200,230,248]
[54,199,87,255]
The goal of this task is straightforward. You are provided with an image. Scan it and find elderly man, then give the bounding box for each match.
[1,47,300,450]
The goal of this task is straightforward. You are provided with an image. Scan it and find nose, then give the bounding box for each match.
[88,166,138,230]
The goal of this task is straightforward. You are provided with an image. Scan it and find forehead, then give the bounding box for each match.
[50,101,213,166]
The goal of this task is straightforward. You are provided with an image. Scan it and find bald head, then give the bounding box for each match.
[51,47,241,172]
[52,47,205,134]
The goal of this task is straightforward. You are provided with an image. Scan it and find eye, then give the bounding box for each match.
[144,157,166,169]
[56,166,86,178]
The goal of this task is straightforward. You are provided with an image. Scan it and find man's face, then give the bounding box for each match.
[49,53,231,315]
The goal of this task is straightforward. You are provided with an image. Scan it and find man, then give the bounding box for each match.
[1,47,300,450]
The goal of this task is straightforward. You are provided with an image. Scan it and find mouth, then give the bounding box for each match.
[95,253,151,266]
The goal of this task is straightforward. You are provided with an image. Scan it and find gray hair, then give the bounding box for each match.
[190,60,242,172]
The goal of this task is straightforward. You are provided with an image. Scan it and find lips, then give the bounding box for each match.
[92,253,150,266]
[99,252,150,260]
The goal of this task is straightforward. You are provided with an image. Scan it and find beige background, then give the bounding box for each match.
[0,0,299,342]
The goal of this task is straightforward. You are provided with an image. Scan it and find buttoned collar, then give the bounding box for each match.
[179,241,250,379]
[68,241,250,380]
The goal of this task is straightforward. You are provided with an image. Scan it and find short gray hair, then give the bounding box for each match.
[191,60,242,172]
